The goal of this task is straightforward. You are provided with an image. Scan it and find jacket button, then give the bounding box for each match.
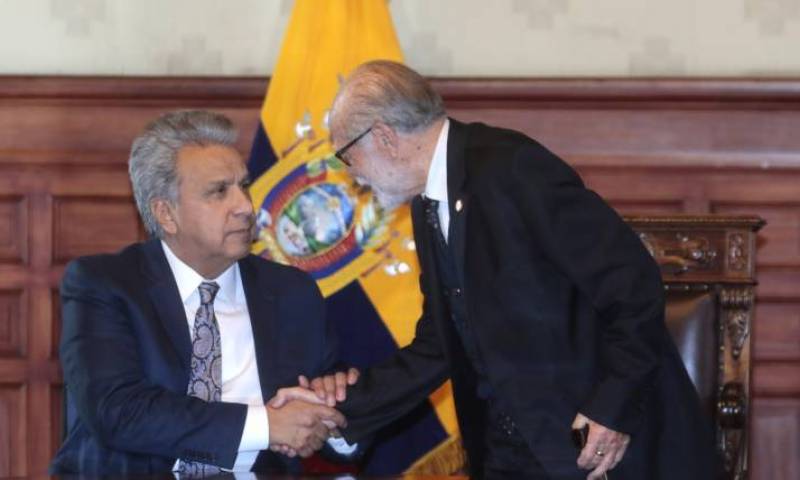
[453,288,462,297]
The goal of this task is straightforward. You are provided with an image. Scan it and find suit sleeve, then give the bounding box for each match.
[508,145,665,435]
[60,259,247,468]
[337,271,450,444]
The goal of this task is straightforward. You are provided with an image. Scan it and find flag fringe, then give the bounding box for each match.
[404,434,466,475]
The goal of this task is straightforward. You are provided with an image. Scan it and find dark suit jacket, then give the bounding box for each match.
[339,119,716,479]
[50,239,337,474]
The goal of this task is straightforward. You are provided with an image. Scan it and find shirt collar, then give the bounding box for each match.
[423,118,450,204]
[161,240,238,304]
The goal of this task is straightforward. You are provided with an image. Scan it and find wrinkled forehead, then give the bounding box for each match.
[176,144,245,182]
[333,74,368,111]
[328,86,351,125]
[328,98,352,144]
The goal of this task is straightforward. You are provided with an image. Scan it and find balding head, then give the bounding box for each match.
[331,60,445,144]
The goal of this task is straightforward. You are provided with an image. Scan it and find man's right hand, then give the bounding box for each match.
[266,387,347,458]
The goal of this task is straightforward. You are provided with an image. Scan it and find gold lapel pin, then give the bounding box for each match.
[455,199,463,212]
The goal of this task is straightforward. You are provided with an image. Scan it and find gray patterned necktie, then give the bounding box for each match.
[179,281,222,476]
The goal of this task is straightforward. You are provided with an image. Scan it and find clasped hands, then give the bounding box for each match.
[265,368,360,458]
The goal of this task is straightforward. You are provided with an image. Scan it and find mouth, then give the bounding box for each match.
[228,224,256,241]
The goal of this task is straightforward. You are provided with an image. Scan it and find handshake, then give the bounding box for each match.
[265,368,360,458]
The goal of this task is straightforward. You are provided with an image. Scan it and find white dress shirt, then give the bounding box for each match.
[423,118,451,242]
[162,241,268,471]
[162,242,357,469]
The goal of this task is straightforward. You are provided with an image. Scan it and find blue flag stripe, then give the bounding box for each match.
[326,282,449,474]
[247,121,278,180]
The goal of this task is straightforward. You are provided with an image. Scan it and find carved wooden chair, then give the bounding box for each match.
[626,215,765,480]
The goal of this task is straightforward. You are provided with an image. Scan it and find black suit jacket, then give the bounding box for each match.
[50,239,337,474]
[339,119,716,479]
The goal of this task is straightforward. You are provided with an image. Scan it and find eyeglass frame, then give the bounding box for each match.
[333,126,373,166]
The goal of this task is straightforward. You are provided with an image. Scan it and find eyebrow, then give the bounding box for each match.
[204,175,251,192]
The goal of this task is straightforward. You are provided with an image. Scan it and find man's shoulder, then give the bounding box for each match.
[60,241,155,301]
[65,241,149,279]
[457,119,542,151]
[455,120,579,187]
[457,120,557,171]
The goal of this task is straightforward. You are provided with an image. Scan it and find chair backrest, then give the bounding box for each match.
[625,215,764,480]
[664,289,718,419]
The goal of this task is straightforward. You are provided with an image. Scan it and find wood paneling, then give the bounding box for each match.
[0,383,26,477]
[753,363,800,396]
[757,270,800,301]
[0,76,798,478]
[754,303,800,361]
[52,197,144,262]
[0,290,25,358]
[0,196,27,264]
[50,290,60,361]
[751,398,800,480]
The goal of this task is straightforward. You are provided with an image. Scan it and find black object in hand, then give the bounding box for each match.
[571,424,610,479]
[571,424,589,449]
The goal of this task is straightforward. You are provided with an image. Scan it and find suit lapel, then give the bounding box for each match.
[446,118,470,285]
[411,196,435,277]
[239,256,279,401]
[412,191,468,363]
[141,239,192,373]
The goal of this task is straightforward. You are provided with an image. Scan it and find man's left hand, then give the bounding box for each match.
[572,412,630,479]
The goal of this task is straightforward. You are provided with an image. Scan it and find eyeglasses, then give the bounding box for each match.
[334,126,373,166]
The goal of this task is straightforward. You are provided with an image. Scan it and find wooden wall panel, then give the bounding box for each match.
[751,398,800,480]
[0,290,25,358]
[0,196,27,264]
[758,271,800,301]
[753,363,800,396]
[0,76,798,478]
[52,197,144,261]
[50,291,60,360]
[0,383,26,477]
[754,303,800,361]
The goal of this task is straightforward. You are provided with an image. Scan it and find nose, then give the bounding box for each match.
[232,184,254,217]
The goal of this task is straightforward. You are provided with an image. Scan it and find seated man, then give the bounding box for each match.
[50,110,350,475]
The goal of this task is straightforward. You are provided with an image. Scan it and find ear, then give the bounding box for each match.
[371,122,399,157]
[151,198,178,236]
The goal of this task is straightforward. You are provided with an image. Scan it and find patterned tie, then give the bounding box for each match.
[179,281,222,477]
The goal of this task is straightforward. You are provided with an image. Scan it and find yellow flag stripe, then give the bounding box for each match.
[253,0,460,462]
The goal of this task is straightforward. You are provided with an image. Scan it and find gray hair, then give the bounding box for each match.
[333,60,445,140]
[128,110,238,237]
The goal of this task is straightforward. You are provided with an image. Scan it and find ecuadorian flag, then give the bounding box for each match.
[247,0,462,475]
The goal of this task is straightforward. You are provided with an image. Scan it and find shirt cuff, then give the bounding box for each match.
[238,404,269,452]
[327,436,358,455]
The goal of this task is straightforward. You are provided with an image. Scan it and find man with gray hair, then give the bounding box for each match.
[50,110,352,475]
[305,61,717,479]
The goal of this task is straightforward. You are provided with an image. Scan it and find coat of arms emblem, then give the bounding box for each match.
[249,111,400,296]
